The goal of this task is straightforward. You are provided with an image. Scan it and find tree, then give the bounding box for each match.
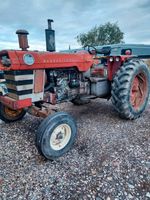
[77,22,124,47]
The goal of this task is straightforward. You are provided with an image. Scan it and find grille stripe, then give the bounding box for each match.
[4,70,44,102]
[6,79,33,85]
[6,84,33,91]
[4,70,33,75]
[4,74,34,81]
[8,88,33,95]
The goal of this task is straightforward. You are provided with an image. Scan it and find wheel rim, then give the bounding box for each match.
[4,107,23,118]
[50,124,71,151]
[130,72,148,110]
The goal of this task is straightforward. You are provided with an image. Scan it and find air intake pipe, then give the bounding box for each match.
[16,29,29,51]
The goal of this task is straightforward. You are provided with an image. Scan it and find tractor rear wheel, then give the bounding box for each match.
[36,112,77,160]
[0,103,26,123]
[111,59,150,119]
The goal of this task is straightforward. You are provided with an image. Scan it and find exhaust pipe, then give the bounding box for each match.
[16,29,29,51]
[45,19,55,52]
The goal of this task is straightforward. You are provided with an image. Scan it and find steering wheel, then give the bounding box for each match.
[84,45,97,55]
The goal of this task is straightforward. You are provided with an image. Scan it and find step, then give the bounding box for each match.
[89,77,107,82]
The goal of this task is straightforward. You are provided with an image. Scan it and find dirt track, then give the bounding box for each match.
[0,99,150,200]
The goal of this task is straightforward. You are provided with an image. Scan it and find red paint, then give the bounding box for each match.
[34,70,45,93]
[0,50,97,72]
[107,56,131,81]
[125,49,132,55]
[0,96,32,109]
[92,68,105,76]
[0,50,132,82]
[130,73,148,110]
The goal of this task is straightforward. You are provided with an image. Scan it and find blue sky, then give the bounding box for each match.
[0,0,150,51]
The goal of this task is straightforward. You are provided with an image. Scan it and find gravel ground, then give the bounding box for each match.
[0,99,150,200]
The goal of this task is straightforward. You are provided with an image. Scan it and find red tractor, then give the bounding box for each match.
[0,20,150,160]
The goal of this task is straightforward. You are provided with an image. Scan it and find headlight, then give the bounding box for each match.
[115,57,120,62]
[23,54,35,65]
[109,57,114,62]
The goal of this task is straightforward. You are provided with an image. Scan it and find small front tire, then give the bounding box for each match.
[36,112,77,160]
[0,103,26,123]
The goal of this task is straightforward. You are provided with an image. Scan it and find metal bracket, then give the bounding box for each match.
[0,83,8,96]
[27,104,58,118]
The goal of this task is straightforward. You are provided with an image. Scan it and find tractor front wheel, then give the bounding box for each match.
[111,59,150,119]
[36,112,77,160]
[0,103,26,123]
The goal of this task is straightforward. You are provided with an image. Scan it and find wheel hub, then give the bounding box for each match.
[4,107,23,117]
[50,124,71,151]
[130,73,148,110]
[56,132,64,140]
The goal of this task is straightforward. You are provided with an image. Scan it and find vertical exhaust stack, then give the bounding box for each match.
[16,29,29,51]
[45,19,55,52]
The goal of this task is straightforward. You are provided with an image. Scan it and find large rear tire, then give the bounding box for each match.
[36,112,77,160]
[111,59,150,119]
[0,103,26,123]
